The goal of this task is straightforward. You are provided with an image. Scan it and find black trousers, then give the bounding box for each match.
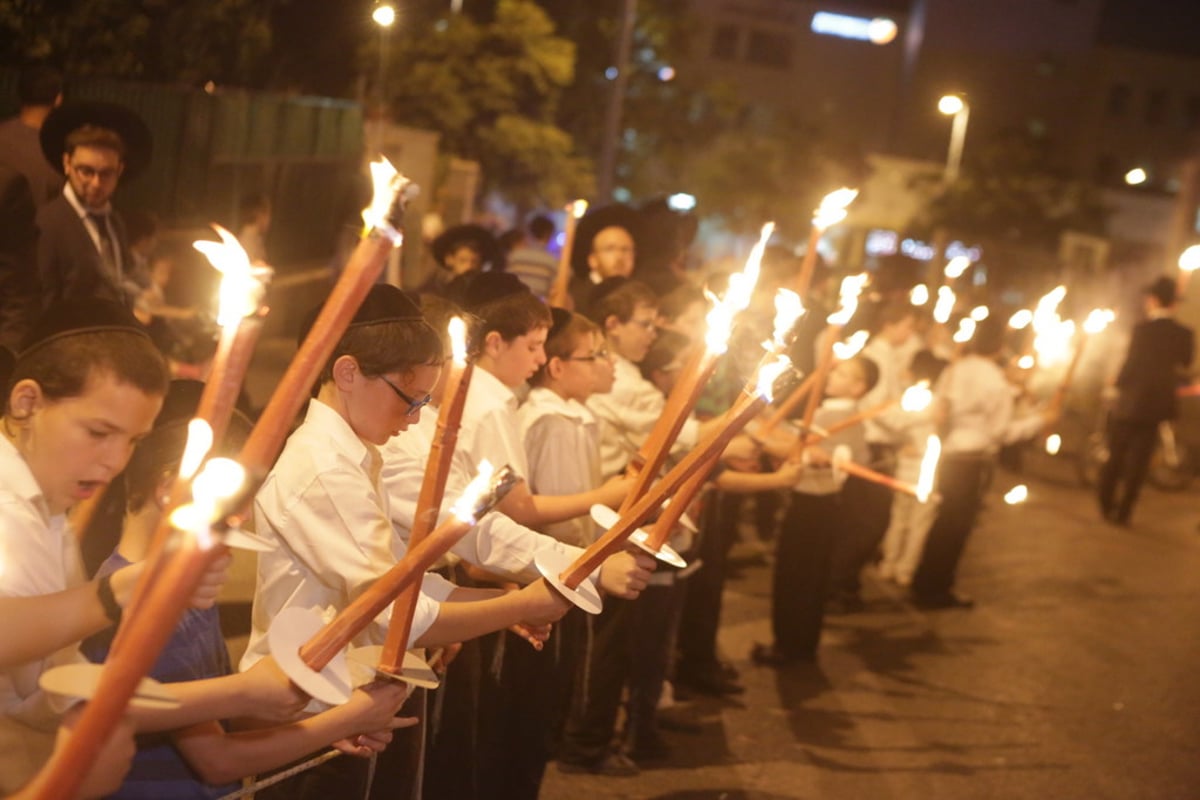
[828,474,893,599]
[772,491,840,659]
[559,596,634,764]
[911,454,990,600]
[627,580,683,746]
[1098,419,1159,522]
[676,490,738,676]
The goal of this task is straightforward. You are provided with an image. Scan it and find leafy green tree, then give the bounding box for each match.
[381,0,593,208]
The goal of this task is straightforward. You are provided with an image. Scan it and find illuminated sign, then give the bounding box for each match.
[811,12,898,45]
[865,229,982,262]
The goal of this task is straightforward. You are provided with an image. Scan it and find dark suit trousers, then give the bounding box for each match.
[911,454,990,600]
[677,489,738,675]
[559,596,634,764]
[772,491,840,659]
[1098,419,1159,521]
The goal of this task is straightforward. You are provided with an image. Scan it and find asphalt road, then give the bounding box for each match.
[540,464,1200,800]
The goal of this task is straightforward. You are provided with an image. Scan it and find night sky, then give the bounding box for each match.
[1098,0,1200,57]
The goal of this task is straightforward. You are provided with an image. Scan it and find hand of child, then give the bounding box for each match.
[516,579,571,626]
[721,434,760,464]
[597,550,655,599]
[509,622,553,650]
[333,679,416,750]
[191,550,232,610]
[596,473,636,509]
[772,458,805,487]
[804,446,832,468]
[238,656,310,721]
[428,642,462,675]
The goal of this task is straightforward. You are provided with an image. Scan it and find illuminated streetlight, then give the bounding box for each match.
[938,94,970,184]
[372,3,396,26]
[1124,167,1147,186]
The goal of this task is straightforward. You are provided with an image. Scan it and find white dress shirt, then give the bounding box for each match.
[586,354,699,478]
[791,397,868,496]
[860,334,921,446]
[380,394,589,585]
[0,436,85,792]
[241,400,454,677]
[937,355,1043,455]
[517,387,602,548]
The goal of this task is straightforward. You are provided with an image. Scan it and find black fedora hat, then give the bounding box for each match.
[431,224,501,271]
[569,203,643,280]
[40,101,153,179]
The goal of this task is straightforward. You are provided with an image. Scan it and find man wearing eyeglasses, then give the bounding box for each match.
[35,101,152,309]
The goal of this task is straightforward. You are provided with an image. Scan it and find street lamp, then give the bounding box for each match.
[938,93,970,184]
[372,3,396,27]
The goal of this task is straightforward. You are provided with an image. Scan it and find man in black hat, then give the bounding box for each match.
[1097,276,1194,525]
[567,205,640,313]
[34,101,152,310]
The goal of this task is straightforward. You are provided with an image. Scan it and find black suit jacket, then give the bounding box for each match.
[35,194,130,309]
[1114,316,1195,423]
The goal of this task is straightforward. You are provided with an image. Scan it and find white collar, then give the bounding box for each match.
[472,365,519,409]
[524,386,595,423]
[0,434,52,519]
[303,398,376,470]
[62,182,111,218]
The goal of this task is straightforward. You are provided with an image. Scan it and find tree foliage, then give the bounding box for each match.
[382,0,593,208]
[0,0,275,86]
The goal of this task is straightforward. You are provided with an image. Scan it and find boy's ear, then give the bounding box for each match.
[7,379,43,422]
[546,356,565,381]
[604,314,621,334]
[331,355,359,391]
[483,330,504,356]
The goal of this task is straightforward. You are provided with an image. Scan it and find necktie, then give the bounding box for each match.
[87,212,120,281]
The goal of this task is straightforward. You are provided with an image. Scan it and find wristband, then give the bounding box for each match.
[97,574,123,625]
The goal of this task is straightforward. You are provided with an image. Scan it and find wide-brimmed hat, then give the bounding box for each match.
[40,101,153,178]
[431,224,501,270]
[569,204,643,280]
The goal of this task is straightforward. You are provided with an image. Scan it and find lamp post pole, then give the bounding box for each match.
[938,94,970,184]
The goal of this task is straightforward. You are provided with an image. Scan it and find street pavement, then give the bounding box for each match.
[540,464,1200,800]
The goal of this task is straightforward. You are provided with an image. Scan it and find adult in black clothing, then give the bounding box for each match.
[35,101,152,309]
[1097,276,1195,525]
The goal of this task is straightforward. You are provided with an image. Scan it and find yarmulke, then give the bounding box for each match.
[570,204,643,280]
[18,298,149,358]
[431,224,501,270]
[298,284,424,347]
[40,101,153,178]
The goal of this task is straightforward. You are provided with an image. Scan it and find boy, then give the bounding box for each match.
[751,354,879,665]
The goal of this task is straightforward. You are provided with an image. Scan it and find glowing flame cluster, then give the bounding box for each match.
[952,317,977,344]
[915,435,941,503]
[448,316,468,365]
[1017,355,1035,369]
[193,225,264,329]
[1083,308,1116,335]
[900,380,933,412]
[169,420,246,550]
[1045,433,1062,455]
[1179,245,1200,274]
[832,329,869,360]
[812,187,858,230]
[909,284,930,306]
[770,289,804,352]
[970,305,990,321]
[1008,309,1034,330]
[933,286,956,324]
[827,273,869,326]
[943,256,971,279]
[755,355,793,402]
[1004,484,1029,505]
[451,460,495,524]
[569,199,589,219]
[362,157,407,238]
[705,222,773,356]
[1032,286,1073,367]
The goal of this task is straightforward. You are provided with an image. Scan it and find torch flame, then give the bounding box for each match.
[952,317,977,344]
[915,435,941,503]
[1179,245,1200,273]
[827,273,868,325]
[943,256,971,279]
[171,456,246,550]
[1017,355,1035,369]
[970,305,990,321]
[1083,308,1115,335]
[1009,309,1034,329]
[909,284,930,306]
[832,329,869,360]
[755,356,793,402]
[448,316,468,365]
[451,460,496,524]
[569,199,589,219]
[193,225,263,329]
[771,289,804,351]
[900,380,933,412]
[933,286,956,324]
[1032,286,1072,366]
[1045,433,1062,455]
[812,187,858,230]
[361,157,408,240]
[1004,484,1029,505]
[705,222,772,355]
[180,419,214,481]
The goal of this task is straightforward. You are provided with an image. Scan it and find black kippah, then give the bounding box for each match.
[297,284,424,347]
[18,299,149,358]
[455,271,529,313]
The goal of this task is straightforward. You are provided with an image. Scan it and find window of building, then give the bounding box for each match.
[1145,89,1167,125]
[711,24,740,60]
[745,30,792,69]
[1107,83,1131,117]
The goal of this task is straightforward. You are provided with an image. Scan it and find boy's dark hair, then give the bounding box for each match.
[302,286,444,394]
[64,125,126,160]
[477,292,552,342]
[531,309,600,386]
[852,355,881,395]
[908,348,948,385]
[7,300,168,413]
[587,278,658,327]
[18,65,62,107]
[639,329,691,383]
[528,214,554,241]
[657,283,705,325]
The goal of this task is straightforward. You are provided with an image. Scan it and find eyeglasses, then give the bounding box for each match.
[69,163,121,182]
[379,375,433,415]
[629,318,657,331]
[564,349,612,363]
